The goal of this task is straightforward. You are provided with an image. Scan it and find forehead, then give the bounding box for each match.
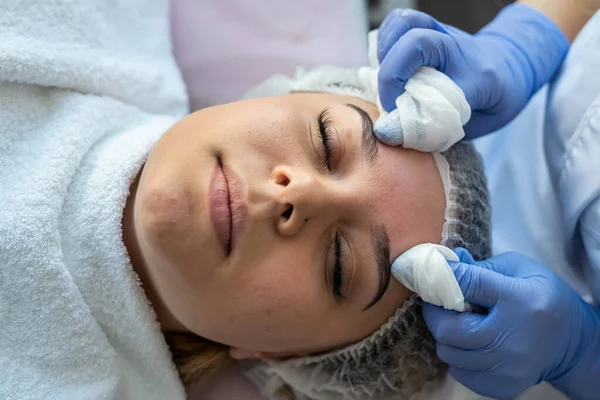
[276,92,378,114]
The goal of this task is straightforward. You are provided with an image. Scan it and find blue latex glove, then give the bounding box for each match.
[376,4,569,138]
[423,249,600,399]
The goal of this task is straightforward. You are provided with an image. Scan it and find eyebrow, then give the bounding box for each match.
[344,103,379,166]
[364,225,391,311]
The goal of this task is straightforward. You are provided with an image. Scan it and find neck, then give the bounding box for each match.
[122,170,188,333]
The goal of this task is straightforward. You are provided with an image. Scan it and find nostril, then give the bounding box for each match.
[281,204,293,220]
[275,173,290,187]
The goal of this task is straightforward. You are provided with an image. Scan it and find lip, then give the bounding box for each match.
[223,163,247,254]
[208,158,247,256]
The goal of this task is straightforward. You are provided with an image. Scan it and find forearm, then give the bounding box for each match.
[479,4,570,96]
[518,0,600,41]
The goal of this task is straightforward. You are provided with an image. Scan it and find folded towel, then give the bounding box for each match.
[0,1,189,399]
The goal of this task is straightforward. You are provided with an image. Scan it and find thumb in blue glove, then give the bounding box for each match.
[376,5,569,138]
[422,249,600,399]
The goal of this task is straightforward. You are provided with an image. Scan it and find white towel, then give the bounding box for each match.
[0,1,189,399]
[0,0,186,115]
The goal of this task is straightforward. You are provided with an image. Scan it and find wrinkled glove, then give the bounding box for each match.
[422,249,600,399]
[376,4,569,138]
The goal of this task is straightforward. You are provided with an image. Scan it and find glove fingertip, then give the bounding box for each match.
[447,365,467,384]
[377,29,392,63]
[446,260,466,277]
[378,11,405,62]
[447,261,499,308]
[377,32,432,107]
[421,301,446,324]
[454,248,476,264]
[379,8,405,34]
[378,74,406,112]
[463,114,491,139]
[380,93,399,113]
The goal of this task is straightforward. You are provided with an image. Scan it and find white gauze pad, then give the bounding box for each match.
[391,243,467,312]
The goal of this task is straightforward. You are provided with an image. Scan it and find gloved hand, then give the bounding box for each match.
[422,249,600,399]
[376,4,569,138]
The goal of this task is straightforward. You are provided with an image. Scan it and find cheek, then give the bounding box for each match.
[242,121,310,171]
[138,185,194,235]
[204,100,304,160]
[136,185,200,268]
[201,249,329,352]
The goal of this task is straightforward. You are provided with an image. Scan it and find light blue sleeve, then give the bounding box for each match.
[553,93,600,304]
[544,10,600,302]
[581,166,600,304]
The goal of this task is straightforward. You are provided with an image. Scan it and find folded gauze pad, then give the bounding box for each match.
[391,243,467,312]
[358,30,471,152]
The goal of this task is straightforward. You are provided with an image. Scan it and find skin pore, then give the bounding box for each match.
[122,93,446,360]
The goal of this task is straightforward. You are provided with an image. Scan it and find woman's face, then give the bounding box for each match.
[129,93,446,358]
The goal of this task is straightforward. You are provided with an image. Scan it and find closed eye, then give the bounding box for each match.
[325,231,352,302]
[317,108,335,171]
[332,233,345,300]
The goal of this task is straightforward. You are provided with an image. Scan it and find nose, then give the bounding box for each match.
[270,165,328,237]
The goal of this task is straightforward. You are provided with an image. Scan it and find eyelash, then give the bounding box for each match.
[332,233,346,301]
[317,109,335,171]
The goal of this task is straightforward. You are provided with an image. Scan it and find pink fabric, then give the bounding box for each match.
[170,0,368,110]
